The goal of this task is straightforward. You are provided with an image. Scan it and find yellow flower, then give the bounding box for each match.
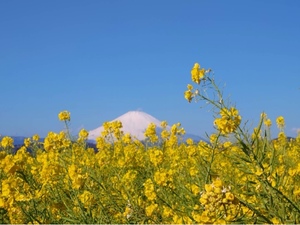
[187,84,193,90]
[276,116,285,129]
[271,217,281,224]
[143,179,156,201]
[162,206,173,218]
[78,129,89,139]
[184,89,193,103]
[68,164,87,189]
[122,133,132,144]
[172,214,183,224]
[78,190,95,209]
[223,141,232,148]
[32,134,40,141]
[264,118,272,127]
[288,168,297,176]
[1,136,14,149]
[7,206,27,224]
[144,123,158,142]
[0,197,5,208]
[277,131,287,144]
[189,166,198,176]
[122,170,138,184]
[2,155,19,174]
[149,149,164,166]
[191,63,205,84]
[123,205,133,219]
[191,184,200,195]
[154,169,173,187]
[24,138,31,147]
[145,203,158,216]
[160,120,168,129]
[209,133,218,144]
[225,192,235,201]
[58,110,71,121]
[192,211,202,223]
[204,184,213,192]
[214,107,241,134]
[213,178,223,188]
[161,130,170,139]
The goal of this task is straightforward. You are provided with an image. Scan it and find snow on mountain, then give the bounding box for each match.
[88,111,206,142]
[88,111,166,140]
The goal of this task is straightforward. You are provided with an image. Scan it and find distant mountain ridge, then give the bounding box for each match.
[88,111,206,142]
[3,111,206,147]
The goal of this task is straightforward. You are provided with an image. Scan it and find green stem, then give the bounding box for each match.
[261,177,300,214]
[64,121,72,140]
[205,143,217,184]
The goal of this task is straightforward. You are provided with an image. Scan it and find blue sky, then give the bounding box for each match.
[1,0,300,139]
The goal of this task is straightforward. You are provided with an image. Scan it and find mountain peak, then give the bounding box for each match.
[88,111,164,140]
[88,111,205,142]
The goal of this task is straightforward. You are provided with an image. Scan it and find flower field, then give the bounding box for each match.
[1,63,300,224]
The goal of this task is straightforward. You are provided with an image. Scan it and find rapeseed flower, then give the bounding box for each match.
[144,179,157,201]
[79,190,95,209]
[191,63,205,84]
[1,136,14,149]
[214,107,241,134]
[149,149,164,167]
[58,110,71,121]
[78,128,89,140]
[32,134,40,141]
[144,123,158,142]
[145,203,158,217]
[276,116,285,129]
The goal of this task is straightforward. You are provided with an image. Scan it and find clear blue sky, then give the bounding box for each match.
[1,0,300,139]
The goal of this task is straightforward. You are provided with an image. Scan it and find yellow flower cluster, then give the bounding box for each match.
[144,179,157,201]
[184,63,210,103]
[193,179,241,223]
[0,110,298,224]
[191,63,205,84]
[276,115,285,130]
[58,110,71,121]
[184,84,194,103]
[214,107,242,134]
[144,122,158,143]
[1,136,14,149]
[78,128,89,141]
[44,131,71,152]
[154,169,174,189]
[0,60,299,224]
[101,120,124,140]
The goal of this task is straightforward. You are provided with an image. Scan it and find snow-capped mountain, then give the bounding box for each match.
[88,111,206,142]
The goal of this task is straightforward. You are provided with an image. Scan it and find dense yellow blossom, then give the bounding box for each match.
[144,122,158,142]
[184,89,193,102]
[214,107,241,134]
[58,110,71,121]
[149,149,164,166]
[154,169,174,188]
[145,202,158,216]
[78,190,95,209]
[1,136,14,149]
[144,179,157,201]
[78,128,89,140]
[0,62,299,224]
[191,63,205,84]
